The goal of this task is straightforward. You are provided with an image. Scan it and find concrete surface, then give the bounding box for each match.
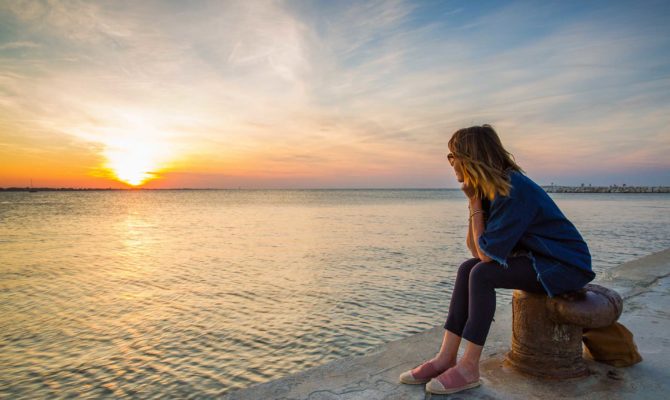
[224,248,670,399]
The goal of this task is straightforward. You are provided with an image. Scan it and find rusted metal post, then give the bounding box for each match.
[504,284,623,379]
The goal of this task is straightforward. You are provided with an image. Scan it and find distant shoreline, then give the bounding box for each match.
[542,185,670,193]
[1,186,669,193]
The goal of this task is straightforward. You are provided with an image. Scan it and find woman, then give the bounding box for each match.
[399,125,595,395]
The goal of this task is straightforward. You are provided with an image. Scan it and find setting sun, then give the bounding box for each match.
[104,146,158,186]
[77,113,177,187]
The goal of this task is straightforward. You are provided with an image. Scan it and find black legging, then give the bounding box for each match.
[444,256,546,346]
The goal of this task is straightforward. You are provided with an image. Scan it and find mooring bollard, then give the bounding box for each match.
[504,284,623,379]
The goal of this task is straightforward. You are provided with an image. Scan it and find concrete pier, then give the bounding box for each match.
[224,249,670,399]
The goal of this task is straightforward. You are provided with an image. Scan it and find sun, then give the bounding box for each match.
[105,146,157,186]
[102,134,169,187]
[81,111,176,187]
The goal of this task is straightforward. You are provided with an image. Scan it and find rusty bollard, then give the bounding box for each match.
[504,284,623,379]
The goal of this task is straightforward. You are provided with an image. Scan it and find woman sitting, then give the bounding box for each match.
[399,124,595,395]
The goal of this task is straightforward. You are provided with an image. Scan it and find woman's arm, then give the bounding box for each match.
[468,197,493,263]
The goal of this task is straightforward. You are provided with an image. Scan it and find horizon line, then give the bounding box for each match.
[2,185,670,192]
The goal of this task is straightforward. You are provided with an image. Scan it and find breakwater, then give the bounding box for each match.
[542,185,669,193]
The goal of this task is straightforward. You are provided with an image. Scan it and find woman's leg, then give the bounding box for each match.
[462,256,545,346]
[433,330,464,369]
[443,258,481,337]
[452,256,545,380]
[432,258,480,368]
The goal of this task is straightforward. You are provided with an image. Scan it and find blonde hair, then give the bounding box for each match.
[448,124,524,200]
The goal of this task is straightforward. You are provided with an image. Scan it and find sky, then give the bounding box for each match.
[0,0,669,189]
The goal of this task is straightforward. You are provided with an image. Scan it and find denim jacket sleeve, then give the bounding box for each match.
[477,177,538,267]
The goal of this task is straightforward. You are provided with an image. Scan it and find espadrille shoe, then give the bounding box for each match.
[425,366,481,394]
[399,360,445,385]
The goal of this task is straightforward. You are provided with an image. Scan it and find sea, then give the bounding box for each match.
[1,190,669,398]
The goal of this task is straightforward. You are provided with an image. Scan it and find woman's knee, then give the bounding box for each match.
[469,261,499,284]
[457,258,480,278]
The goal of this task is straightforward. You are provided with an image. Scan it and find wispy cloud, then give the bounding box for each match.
[0,40,40,50]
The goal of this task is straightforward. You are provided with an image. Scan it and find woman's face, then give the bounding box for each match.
[448,151,465,183]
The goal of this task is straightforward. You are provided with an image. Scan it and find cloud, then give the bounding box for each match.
[0,1,668,187]
[0,41,40,50]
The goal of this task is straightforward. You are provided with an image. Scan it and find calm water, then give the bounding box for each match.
[1,190,669,398]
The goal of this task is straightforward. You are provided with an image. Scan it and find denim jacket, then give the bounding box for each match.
[478,171,595,297]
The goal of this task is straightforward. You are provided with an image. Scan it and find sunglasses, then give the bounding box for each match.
[447,153,455,166]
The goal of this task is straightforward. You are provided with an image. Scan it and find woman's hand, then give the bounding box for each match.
[461,182,476,199]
